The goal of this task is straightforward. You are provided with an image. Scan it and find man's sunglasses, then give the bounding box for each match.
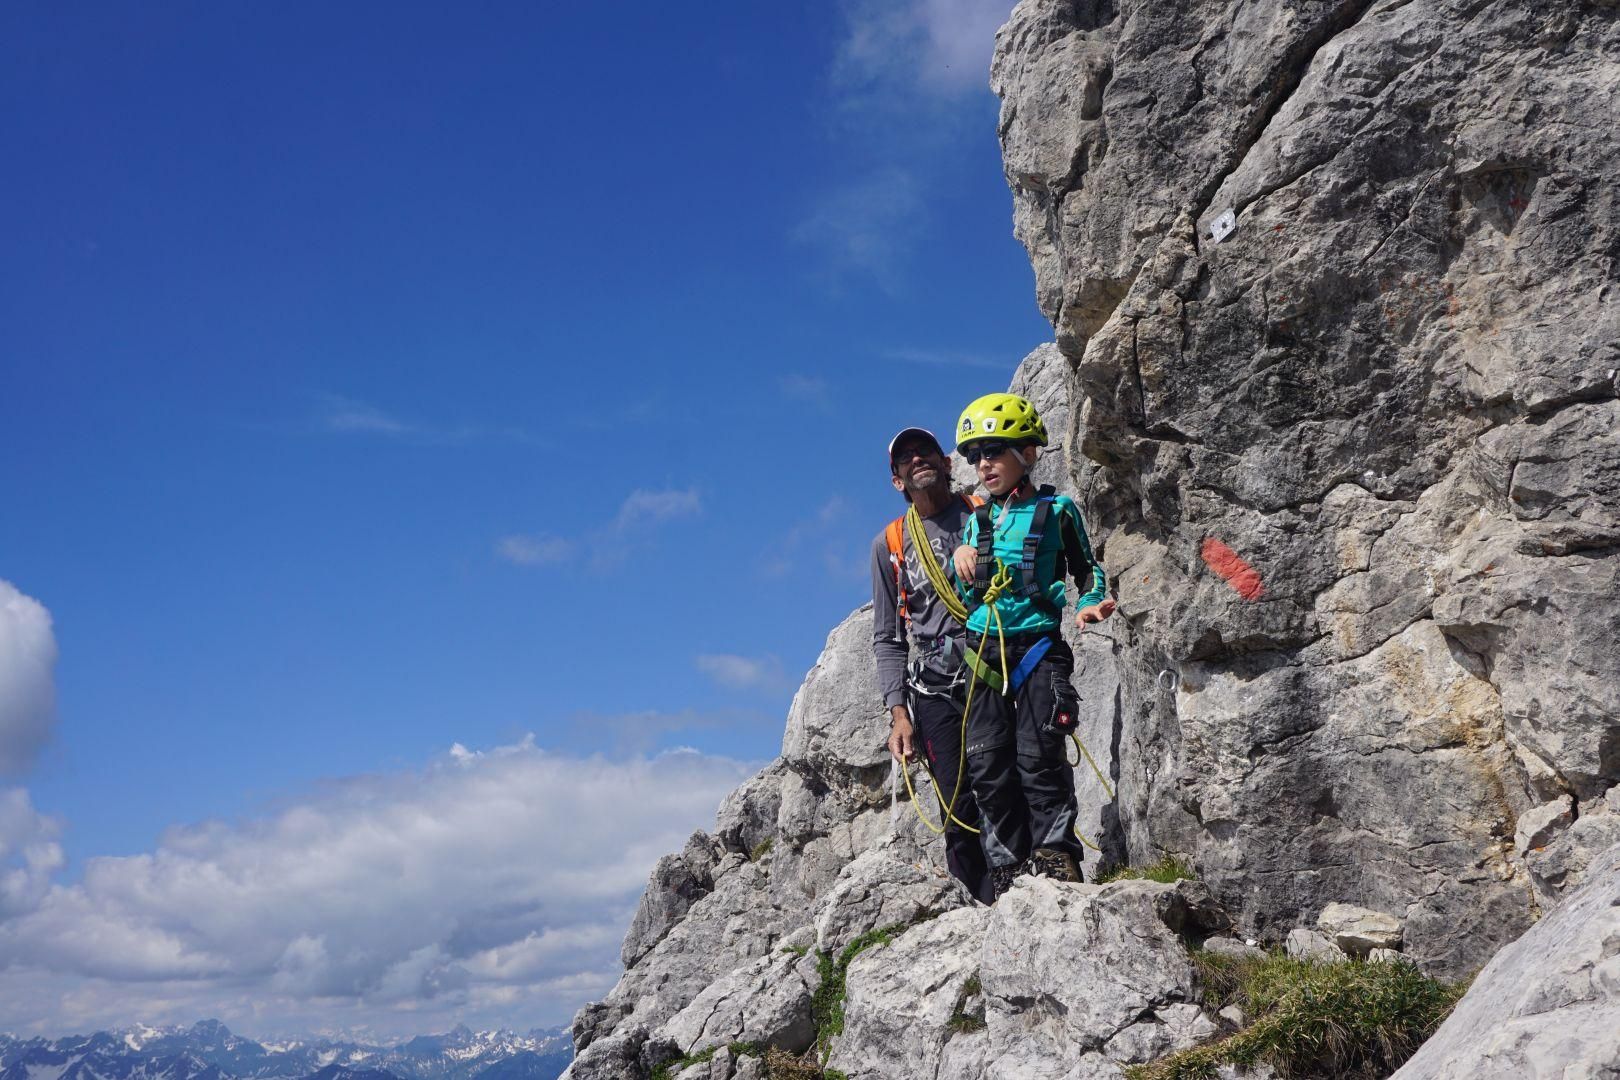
[891,444,942,465]
[962,440,1021,464]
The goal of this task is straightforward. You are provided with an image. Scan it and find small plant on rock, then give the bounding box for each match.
[811,923,909,1062]
[947,973,987,1034]
[1125,951,1466,1080]
[1099,854,1197,885]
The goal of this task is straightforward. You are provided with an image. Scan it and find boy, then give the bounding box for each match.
[949,393,1116,895]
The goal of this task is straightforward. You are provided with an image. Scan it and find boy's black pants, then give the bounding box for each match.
[961,632,1084,871]
[909,669,995,905]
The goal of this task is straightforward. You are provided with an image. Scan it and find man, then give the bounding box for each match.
[949,393,1116,896]
[870,427,993,904]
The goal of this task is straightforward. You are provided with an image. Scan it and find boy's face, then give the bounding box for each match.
[972,441,1037,496]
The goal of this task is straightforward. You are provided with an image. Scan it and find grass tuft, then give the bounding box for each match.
[810,923,909,1062]
[763,1047,832,1079]
[1098,854,1197,885]
[946,972,987,1034]
[650,1040,767,1079]
[751,837,776,862]
[1124,952,1466,1080]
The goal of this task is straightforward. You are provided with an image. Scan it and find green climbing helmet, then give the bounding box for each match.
[956,392,1048,448]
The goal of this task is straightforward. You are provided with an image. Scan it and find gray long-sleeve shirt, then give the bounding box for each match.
[869,496,977,709]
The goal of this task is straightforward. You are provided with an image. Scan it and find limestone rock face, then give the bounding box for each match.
[621,832,725,968]
[978,879,1211,1077]
[1390,842,1620,1080]
[826,906,992,1080]
[993,0,1620,976]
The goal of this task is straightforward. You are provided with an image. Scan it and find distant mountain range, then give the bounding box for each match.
[0,1020,573,1080]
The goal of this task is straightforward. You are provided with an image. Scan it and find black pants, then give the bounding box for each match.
[962,633,1084,870]
[909,671,995,905]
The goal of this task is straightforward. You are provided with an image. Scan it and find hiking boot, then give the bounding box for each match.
[1027,847,1082,883]
[990,861,1025,900]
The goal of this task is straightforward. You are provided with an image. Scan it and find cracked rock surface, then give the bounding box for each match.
[995,0,1619,977]
[1390,841,1620,1079]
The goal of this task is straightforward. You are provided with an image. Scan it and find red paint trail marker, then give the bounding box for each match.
[1201,538,1265,601]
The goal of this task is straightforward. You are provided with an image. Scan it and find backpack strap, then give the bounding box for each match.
[972,502,996,602]
[1017,486,1064,621]
[884,516,909,627]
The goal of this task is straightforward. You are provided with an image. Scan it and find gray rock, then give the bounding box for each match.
[714,762,784,858]
[1317,902,1403,957]
[1525,798,1620,905]
[1391,842,1620,1079]
[1285,928,1341,961]
[583,855,791,1046]
[993,0,1619,982]
[812,837,969,956]
[979,878,1205,1072]
[1368,947,1403,964]
[825,906,991,1080]
[622,831,725,968]
[655,946,819,1057]
[558,1023,647,1080]
[1516,796,1576,857]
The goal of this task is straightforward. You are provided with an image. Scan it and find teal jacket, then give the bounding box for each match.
[959,491,1107,635]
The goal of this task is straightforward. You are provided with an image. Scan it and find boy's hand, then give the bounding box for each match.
[952,544,977,582]
[1074,599,1118,629]
[887,706,915,761]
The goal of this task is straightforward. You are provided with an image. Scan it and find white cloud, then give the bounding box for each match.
[0,788,63,919]
[500,488,702,573]
[319,396,413,436]
[315,395,532,445]
[778,374,833,410]
[757,497,863,582]
[792,168,924,287]
[0,741,752,1038]
[494,534,573,566]
[694,654,789,693]
[0,580,57,774]
[798,1,1015,287]
[834,0,1016,100]
[612,488,703,530]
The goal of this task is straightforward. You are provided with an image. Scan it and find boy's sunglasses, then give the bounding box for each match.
[962,440,1019,464]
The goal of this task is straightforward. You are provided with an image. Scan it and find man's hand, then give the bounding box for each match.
[887,705,915,762]
[1074,598,1118,629]
[952,544,977,583]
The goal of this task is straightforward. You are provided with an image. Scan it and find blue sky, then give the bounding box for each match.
[0,0,1042,1039]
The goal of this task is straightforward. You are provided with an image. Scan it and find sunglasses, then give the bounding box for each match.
[891,443,941,465]
[962,440,1020,464]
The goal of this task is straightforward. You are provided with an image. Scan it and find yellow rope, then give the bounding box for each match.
[1068,732,1115,800]
[904,505,970,624]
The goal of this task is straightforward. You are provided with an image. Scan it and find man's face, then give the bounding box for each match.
[890,438,949,497]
